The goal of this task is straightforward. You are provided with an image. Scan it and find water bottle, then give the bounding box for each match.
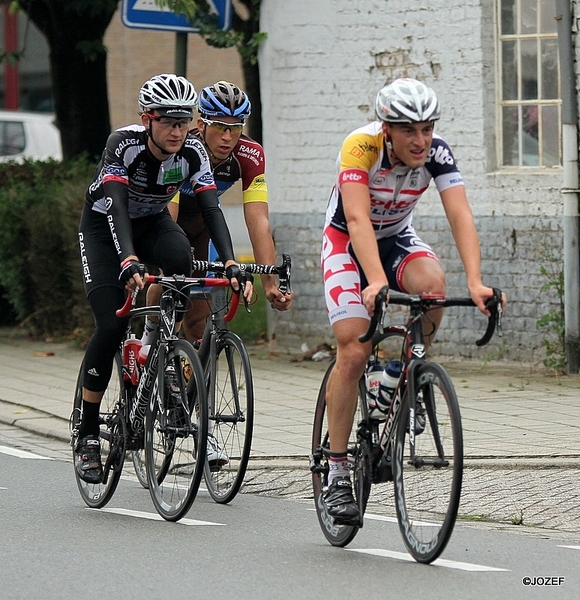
[123,335,142,385]
[365,358,383,415]
[376,359,402,414]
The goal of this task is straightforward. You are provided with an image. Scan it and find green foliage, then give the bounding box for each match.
[0,159,94,340]
[535,245,566,372]
[156,0,266,64]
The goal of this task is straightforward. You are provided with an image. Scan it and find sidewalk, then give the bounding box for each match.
[0,327,579,465]
[3,327,580,534]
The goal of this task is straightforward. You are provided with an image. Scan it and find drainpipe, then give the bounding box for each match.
[555,0,580,373]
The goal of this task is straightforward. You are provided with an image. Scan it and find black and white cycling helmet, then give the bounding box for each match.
[375,78,440,124]
[198,81,251,120]
[139,74,198,119]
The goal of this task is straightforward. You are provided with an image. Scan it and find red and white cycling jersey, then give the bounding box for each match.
[324,121,464,239]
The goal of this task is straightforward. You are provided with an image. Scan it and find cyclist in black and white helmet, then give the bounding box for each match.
[74,74,252,484]
[143,80,294,339]
[320,77,506,524]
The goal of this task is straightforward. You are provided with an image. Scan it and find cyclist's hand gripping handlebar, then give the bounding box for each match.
[358,285,389,344]
[226,264,255,313]
[475,287,503,347]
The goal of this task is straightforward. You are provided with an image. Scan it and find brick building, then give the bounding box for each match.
[259,0,574,363]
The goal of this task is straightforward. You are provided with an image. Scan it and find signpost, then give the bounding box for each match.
[120,0,232,75]
[121,0,232,32]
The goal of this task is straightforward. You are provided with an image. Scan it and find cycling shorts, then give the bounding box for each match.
[321,224,439,325]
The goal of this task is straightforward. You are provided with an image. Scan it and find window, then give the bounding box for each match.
[0,120,25,156]
[498,0,561,168]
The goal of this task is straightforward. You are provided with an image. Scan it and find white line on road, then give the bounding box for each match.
[0,445,53,460]
[558,545,580,551]
[88,507,225,526]
[346,548,510,572]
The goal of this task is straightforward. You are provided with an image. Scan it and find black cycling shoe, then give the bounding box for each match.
[74,437,103,484]
[323,476,360,525]
[165,365,182,408]
[415,402,426,435]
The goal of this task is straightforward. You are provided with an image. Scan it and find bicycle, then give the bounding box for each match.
[188,254,292,504]
[70,272,238,521]
[310,286,503,563]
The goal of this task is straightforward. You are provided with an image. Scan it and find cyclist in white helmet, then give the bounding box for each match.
[75,74,252,483]
[170,80,294,342]
[320,78,506,523]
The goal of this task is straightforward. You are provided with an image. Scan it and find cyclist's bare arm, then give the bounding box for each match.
[342,181,388,315]
[243,201,293,309]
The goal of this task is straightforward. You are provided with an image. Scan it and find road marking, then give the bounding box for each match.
[307,508,437,527]
[88,507,225,526]
[558,545,580,551]
[346,548,510,571]
[0,445,53,460]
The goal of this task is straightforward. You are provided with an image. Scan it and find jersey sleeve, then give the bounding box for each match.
[185,137,218,195]
[427,137,465,193]
[237,140,268,204]
[337,131,380,187]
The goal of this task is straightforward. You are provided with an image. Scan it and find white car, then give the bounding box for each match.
[0,110,62,162]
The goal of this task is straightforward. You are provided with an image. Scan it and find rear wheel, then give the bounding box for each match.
[311,360,368,547]
[71,352,125,508]
[145,340,208,521]
[203,332,254,504]
[393,362,463,563]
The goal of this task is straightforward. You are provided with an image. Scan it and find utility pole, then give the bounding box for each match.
[555,0,580,373]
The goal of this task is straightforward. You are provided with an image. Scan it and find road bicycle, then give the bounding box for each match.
[70,272,238,521]
[310,286,503,563]
[188,254,292,503]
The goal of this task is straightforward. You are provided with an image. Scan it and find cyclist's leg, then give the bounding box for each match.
[182,226,212,343]
[322,225,372,520]
[388,225,446,346]
[77,207,127,481]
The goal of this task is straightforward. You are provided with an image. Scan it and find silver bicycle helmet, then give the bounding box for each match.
[139,74,198,119]
[198,81,251,120]
[375,78,440,123]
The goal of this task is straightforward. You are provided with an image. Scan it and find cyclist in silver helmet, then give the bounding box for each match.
[75,74,252,483]
[140,80,293,468]
[320,78,506,524]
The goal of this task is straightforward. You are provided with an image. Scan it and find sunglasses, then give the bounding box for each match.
[200,118,244,134]
[147,115,192,129]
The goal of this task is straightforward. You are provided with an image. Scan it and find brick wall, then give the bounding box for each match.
[260,0,568,362]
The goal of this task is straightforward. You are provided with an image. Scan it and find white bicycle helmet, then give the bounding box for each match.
[375,78,440,123]
[139,74,198,119]
[197,81,251,120]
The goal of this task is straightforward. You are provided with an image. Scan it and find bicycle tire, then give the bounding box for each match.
[203,331,254,504]
[145,339,208,521]
[131,448,148,488]
[311,360,369,547]
[70,352,125,509]
[392,361,463,563]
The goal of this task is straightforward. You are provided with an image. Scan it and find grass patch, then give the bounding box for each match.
[228,276,267,344]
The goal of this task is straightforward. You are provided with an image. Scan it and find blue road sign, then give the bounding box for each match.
[121,0,232,33]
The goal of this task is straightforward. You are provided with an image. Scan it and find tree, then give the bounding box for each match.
[158,0,265,142]
[1,0,119,160]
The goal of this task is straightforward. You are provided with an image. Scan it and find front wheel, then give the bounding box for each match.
[310,360,369,547]
[392,362,463,563]
[70,352,125,508]
[203,331,254,504]
[145,339,208,521]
